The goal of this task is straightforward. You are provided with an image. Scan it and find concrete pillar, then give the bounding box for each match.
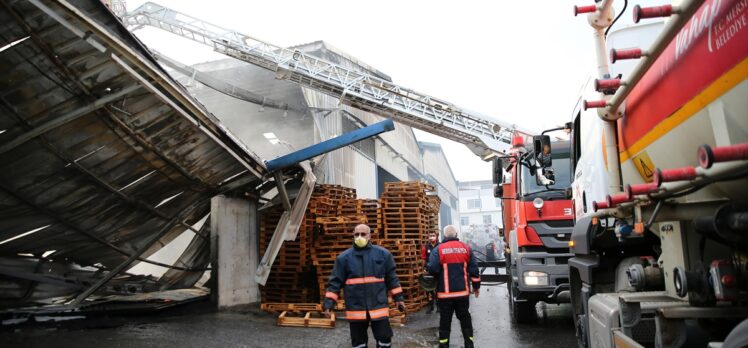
[210,195,259,308]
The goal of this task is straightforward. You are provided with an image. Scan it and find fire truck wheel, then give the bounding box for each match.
[508,276,536,323]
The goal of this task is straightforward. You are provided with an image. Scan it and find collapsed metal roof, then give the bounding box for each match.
[0,0,267,304]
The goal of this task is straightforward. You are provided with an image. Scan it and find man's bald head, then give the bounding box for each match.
[443,225,459,238]
[353,224,371,241]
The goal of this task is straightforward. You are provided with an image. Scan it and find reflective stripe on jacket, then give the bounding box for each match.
[426,237,481,299]
[322,243,405,321]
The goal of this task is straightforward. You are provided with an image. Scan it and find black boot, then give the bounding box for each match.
[438,339,449,348]
[427,301,434,313]
[464,336,474,348]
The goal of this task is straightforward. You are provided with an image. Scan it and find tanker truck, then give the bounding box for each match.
[563,0,748,346]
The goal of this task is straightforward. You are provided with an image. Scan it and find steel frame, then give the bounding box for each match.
[123,2,531,157]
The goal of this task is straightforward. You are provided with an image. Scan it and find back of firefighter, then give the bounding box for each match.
[421,232,439,313]
[427,225,480,348]
[323,224,405,348]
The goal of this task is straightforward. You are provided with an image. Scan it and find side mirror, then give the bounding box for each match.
[533,135,552,167]
[492,158,503,184]
[493,184,503,198]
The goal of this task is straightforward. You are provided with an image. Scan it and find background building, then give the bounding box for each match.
[458,179,502,249]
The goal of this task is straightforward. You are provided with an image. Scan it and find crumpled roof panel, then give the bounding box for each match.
[0,0,267,269]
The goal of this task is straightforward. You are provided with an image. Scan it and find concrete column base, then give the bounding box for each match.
[210,195,259,308]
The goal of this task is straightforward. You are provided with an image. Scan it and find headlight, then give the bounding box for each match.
[523,271,549,286]
[533,197,544,209]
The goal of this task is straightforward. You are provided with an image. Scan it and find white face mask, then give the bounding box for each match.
[429,237,437,242]
[354,236,368,248]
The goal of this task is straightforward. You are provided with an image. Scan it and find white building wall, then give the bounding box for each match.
[458,180,502,245]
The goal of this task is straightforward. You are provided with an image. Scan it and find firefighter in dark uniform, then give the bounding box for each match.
[323,224,405,348]
[427,225,481,348]
[421,231,440,313]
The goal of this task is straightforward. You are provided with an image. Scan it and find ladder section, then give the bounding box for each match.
[124,2,530,156]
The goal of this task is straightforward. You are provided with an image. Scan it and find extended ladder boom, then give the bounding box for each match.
[124,2,532,157]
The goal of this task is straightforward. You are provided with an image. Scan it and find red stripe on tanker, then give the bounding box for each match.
[620,0,748,153]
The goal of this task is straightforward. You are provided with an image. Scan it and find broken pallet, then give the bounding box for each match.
[277,311,336,329]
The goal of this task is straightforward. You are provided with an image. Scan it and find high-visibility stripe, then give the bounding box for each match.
[325,291,338,301]
[368,307,390,319]
[463,263,468,291]
[345,307,390,320]
[439,339,449,343]
[389,286,403,295]
[346,276,384,285]
[471,277,481,283]
[437,290,470,299]
[443,263,449,293]
[353,344,367,348]
[346,310,368,320]
[377,341,392,347]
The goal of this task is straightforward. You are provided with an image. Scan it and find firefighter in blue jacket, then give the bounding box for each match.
[427,225,481,348]
[323,224,406,348]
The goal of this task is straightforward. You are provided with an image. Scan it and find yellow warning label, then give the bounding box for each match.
[632,151,655,183]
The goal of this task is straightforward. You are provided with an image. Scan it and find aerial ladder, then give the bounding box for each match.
[123,2,525,284]
[123,2,532,159]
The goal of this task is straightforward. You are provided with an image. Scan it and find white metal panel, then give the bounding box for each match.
[352,151,377,199]
[375,139,409,180]
[421,144,459,197]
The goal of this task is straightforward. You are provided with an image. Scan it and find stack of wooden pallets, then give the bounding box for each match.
[259,185,347,304]
[338,198,381,234]
[381,181,436,240]
[259,205,316,303]
[379,181,441,312]
[312,215,369,302]
[425,195,441,236]
[375,239,428,313]
[260,182,440,323]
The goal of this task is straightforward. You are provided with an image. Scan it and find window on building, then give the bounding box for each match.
[467,199,481,209]
[483,215,492,224]
[460,217,469,226]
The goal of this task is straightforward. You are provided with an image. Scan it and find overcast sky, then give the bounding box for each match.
[125,0,655,182]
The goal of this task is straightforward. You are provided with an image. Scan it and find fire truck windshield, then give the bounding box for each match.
[520,153,571,199]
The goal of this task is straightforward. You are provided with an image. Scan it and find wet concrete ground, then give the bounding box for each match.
[0,285,577,347]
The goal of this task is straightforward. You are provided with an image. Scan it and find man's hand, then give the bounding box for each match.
[473,289,480,298]
[323,309,331,318]
[396,301,406,313]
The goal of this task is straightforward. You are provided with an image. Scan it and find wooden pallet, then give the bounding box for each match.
[277,311,336,329]
[261,303,322,313]
[260,182,439,314]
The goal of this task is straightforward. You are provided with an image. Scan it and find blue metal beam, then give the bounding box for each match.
[265,119,395,172]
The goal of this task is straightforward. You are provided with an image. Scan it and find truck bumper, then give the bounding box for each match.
[514,250,573,303]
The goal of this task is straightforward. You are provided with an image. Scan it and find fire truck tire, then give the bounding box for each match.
[508,276,536,323]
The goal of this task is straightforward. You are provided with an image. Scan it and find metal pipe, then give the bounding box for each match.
[585,1,623,193]
[274,172,292,211]
[593,161,748,218]
[606,0,706,116]
[265,119,395,172]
